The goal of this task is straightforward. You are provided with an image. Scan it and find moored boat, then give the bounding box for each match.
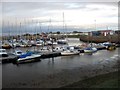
[13,42,21,47]
[13,50,25,56]
[36,41,42,46]
[84,47,97,53]
[53,46,63,52]
[20,44,27,47]
[16,51,41,64]
[57,39,68,45]
[102,42,116,51]
[106,45,116,51]
[2,43,12,49]
[0,49,8,57]
[61,50,79,56]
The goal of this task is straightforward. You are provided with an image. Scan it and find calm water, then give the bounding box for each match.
[1,38,119,88]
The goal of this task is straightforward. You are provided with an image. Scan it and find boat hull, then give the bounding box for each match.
[2,45,12,49]
[17,54,41,64]
[107,45,116,51]
[17,58,41,64]
[84,47,97,53]
[61,51,79,56]
[84,50,93,53]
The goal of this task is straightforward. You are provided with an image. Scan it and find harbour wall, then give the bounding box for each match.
[79,34,120,43]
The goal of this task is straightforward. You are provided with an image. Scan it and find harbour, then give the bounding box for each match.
[1,38,116,64]
[2,48,119,88]
[1,38,119,88]
[1,2,119,89]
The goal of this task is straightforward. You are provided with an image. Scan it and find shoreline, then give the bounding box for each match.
[79,35,120,44]
[61,71,119,88]
[3,55,119,88]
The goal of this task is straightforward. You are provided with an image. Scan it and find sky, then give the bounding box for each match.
[1,0,119,34]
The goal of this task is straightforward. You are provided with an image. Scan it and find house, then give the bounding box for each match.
[91,30,115,36]
[98,30,114,36]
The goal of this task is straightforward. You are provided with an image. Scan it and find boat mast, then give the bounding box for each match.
[63,12,65,38]
[32,19,36,52]
[11,22,15,52]
[19,22,22,40]
[63,12,68,42]
[15,17,18,41]
[65,24,68,41]
[8,21,10,41]
[48,18,53,52]
[36,20,37,41]
[39,21,43,50]
[24,18,27,40]
[36,20,39,51]
[39,21,41,39]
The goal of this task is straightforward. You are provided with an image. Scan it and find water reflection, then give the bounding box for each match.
[2,38,119,88]
[47,58,55,68]
[2,48,119,88]
[84,53,93,55]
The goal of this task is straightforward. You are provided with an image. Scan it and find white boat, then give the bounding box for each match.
[84,47,97,53]
[46,41,52,45]
[53,46,63,52]
[27,44,32,47]
[53,42,58,45]
[61,50,79,56]
[92,47,97,52]
[13,50,24,56]
[13,42,20,47]
[36,41,42,46]
[0,49,8,57]
[30,40,36,46]
[41,46,52,52]
[57,39,68,45]
[20,44,27,47]
[103,42,112,46]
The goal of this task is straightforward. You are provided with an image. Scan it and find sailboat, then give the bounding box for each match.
[84,47,97,53]
[57,12,68,45]
[84,20,97,53]
[12,19,41,64]
[2,21,12,49]
[61,46,79,55]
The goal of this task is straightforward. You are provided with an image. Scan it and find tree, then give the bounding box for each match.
[73,31,78,33]
[57,31,60,34]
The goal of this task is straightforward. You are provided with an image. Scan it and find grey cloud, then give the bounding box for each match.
[2,0,120,2]
[2,2,117,18]
[2,2,89,19]
[1,2,118,27]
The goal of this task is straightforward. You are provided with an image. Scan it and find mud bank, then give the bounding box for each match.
[62,71,119,88]
[2,55,120,88]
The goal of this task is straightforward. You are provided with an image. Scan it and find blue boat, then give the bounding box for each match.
[17,51,41,64]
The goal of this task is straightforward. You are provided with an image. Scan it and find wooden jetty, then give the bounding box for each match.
[0,54,18,64]
[1,51,61,64]
[40,51,61,59]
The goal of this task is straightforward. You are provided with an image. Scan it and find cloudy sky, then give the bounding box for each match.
[1,0,119,33]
